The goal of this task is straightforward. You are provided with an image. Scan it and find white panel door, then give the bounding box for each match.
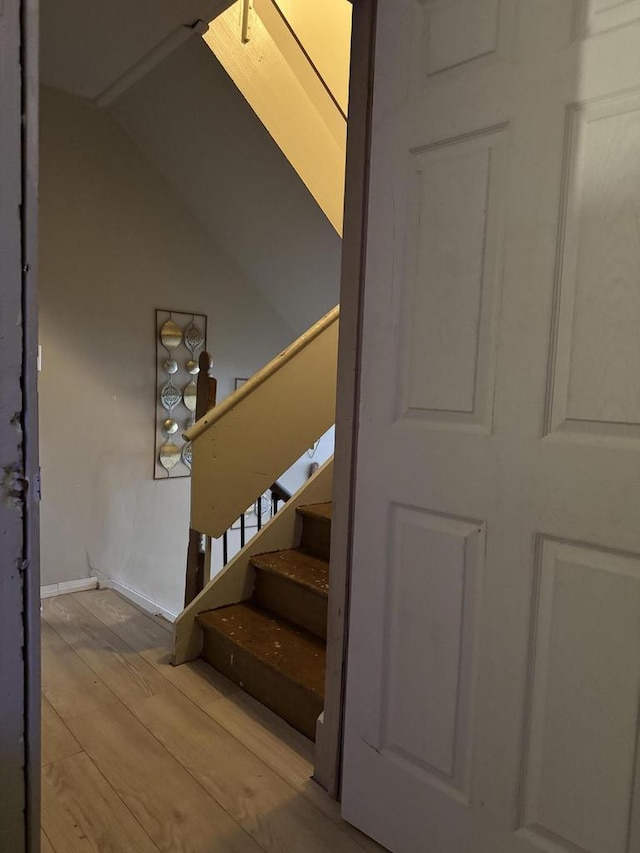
[342,2,640,852]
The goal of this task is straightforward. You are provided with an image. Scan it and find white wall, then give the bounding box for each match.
[111,39,342,335]
[39,85,295,617]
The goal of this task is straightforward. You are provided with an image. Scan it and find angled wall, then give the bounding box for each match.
[39,85,294,615]
[111,39,342,335]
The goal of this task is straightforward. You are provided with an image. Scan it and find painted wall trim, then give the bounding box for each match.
[40,578,98,599]
[40,575,178,624]
[97,577,179,624]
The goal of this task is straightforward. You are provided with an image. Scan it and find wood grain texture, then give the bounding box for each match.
[73,590,171,653]
[66,701,261,853]
[41,620,118,719]
[42,752,158,853]
[204,693,385,853]
[43,595,169,707]
[42,591,385,853]
[41,831,56,853]
[130,688,369,853]
[205,691,315,784]
[41,697,82,767]
[75,589,239,707]
[198,604,325,740]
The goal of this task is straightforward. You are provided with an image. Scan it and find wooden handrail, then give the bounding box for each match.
[187,306,339,539]
[184,305,339,443]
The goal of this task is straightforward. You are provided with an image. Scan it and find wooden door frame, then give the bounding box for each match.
[314,0,377,797]
[0,0,40,850]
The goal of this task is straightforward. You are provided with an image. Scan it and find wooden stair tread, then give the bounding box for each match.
[250,549,329,597]
[198,604,326,697]
[296,502,332,522]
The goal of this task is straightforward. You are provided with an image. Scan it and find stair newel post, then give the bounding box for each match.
[184,351,217,607]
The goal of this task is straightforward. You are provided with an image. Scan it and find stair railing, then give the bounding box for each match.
[184,304,339,540]
[175,306,338,659]
[220,480,291,566]
[174,457,333,664]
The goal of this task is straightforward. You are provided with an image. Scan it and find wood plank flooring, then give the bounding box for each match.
[41,590,384,853]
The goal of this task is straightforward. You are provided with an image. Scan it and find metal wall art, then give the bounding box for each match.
[154,309,207,479]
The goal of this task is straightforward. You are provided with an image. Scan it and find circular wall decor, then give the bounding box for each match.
[155,310,208,480]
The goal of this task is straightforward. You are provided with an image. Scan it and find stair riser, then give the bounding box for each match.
[201,629,322,740]
[253,571,328,640]
[300,516,331,562]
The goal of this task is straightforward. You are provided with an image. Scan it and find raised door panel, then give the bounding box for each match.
[342,0,640,850]
[582,0,640,36]
[426,0,501,75]
[380,507,484,803]
[547,92,640,443]
[411,0,511,80]
[519,537,640,853]
[399,125,508,432]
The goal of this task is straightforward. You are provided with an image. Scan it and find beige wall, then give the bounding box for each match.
[112,40,342,336]
[39,85,294,615]
[273,0,352,113]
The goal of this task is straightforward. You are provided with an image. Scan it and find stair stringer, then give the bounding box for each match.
[173,457,334,665]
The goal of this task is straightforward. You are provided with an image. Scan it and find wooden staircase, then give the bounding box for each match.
[197,502,332,740]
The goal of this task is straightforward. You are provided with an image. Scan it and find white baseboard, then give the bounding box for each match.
[97,577,178,624]
[41,577,99,599]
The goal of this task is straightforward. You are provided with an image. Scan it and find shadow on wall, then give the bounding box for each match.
[38,85,298,618]
[210,424,335,572]
[111,36,343,336]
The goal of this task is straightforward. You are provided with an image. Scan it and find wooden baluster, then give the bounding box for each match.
[184,351,217,606]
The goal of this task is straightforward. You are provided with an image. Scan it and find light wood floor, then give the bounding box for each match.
[41,589,383,853]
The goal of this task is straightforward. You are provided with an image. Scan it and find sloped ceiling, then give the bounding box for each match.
[111,40,342,334]
[40,0,229,98]
[40,0,342,334]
